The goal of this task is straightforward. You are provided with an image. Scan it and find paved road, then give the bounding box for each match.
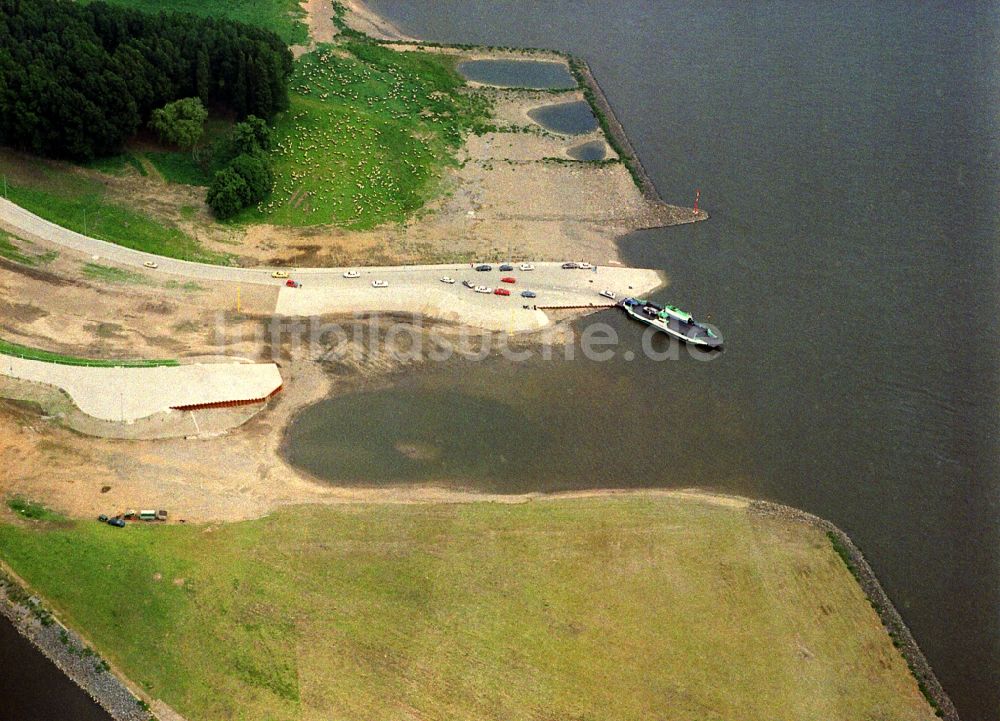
[0,197,664,331]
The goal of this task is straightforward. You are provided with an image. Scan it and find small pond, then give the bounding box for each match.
[527,100,599,135]
[567,140,607,161]
[457,59,576,89]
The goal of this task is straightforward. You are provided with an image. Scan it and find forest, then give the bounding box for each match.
[0,0,293,160]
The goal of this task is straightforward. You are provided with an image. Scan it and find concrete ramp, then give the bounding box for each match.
[0,358,282,422]
[276,285,552,333]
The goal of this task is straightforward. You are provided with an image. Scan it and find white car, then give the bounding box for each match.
[143,261,158,269]
[343,270,360,279]
[440,276,456,284]
[371,280,389,288]
[518,263,535,271]
[271,270,289,279]
[475,286,492,294]
[600,289,617,300]
[578,262,594,270]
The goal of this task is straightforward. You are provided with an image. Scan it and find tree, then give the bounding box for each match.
[149,97,208,155]
[0,1,292,160]
[195,49,211,104]
[206,167,249,220]
[229,153,273,204]
[231,115,272,155]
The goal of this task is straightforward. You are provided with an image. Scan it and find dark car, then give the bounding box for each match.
[107,518,126,528]
[499,263,514,271]
[561,262,580,269]
[475,264,492,271]
[98,514,109,523]
[521,290,537,298]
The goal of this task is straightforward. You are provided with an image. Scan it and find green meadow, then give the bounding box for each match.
[0,497,935,721]
[245,42,491,230]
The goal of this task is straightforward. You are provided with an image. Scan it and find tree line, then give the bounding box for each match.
[0,0,293,160]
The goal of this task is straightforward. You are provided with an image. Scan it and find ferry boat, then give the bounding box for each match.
[618,297,723,349]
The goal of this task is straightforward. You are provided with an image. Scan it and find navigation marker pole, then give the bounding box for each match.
[693,189,700,215]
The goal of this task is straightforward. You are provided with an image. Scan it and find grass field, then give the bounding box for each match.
[0,233,57,266]
[81,152,146,178]
[245,42,491,229]
[143,151,214,187]
[77,0,307,44]
[80,262,150,285]
[0,339,177,367]
[0,150,228,263]
[0,497,934,721]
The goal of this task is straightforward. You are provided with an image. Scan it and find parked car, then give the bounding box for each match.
[440,276,456,284]
[578,262,594,270]
[499,263,514,271]
[494,288,511,296]
[599,289,616,300]
[143,261,158,269]
[475,286,492,294]
[107,518,126,528]
[343,270,361,279]
[519,263,535,271]
[285,279,302,288]
[521,290,537,298]
[475,264,492,271]
[98,514,109,523]
[462,280,476,289]
[501,276,516,284]
[561,262,580,269]
[371,280,389,288]
[271,270,289,279]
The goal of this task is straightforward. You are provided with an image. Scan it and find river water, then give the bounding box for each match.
[0,614,111,721]
[299,2,1000,718]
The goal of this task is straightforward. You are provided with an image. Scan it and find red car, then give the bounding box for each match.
[501,276,517,284]
[285,279,302,288]
[494,288,511,296]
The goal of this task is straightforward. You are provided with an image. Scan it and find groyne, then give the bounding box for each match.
[749,500,959,721]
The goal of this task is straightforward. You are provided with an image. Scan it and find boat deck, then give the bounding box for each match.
[626,300,723,347]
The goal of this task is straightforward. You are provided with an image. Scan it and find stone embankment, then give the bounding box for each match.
[0,569,154,721]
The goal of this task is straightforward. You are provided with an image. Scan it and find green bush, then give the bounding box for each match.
[229,154,273,204]
[206,117,274,218]
[207,167,250,220]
